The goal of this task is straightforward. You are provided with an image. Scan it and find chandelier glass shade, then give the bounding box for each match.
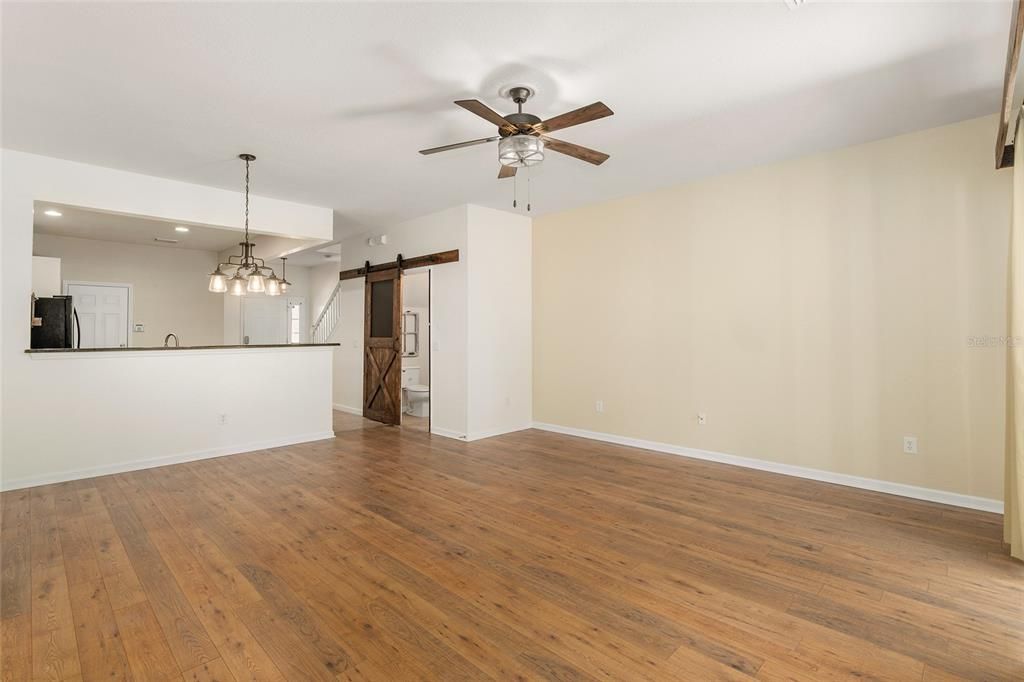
[207,266,228,293]
[264,273,282,296]
[208,154,284,296]
[246,270,266,293]
[227,271,248,296]
[498,134,544,167]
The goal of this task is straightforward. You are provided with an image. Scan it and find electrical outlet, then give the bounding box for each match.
[133,323,144,332]
[219,414,228,426]
[903,436,918,454]
[698,412,707,425]
[595,400,604,413]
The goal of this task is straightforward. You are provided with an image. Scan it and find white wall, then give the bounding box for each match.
[1,149,335,489]
[310,261,341,326]
[6,348,332,489]
[466,205,533,439]
[402,270,430,386]
[223,292,242,345]
[402,306,430,386]
[34,233,223,347]
[31,256,61,297]
[335,205,469,437]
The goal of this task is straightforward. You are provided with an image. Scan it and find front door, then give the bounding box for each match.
[363,267,402,424]
[242,296,288,345]
[66,282,130,348]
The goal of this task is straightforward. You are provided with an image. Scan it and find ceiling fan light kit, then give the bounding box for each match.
[418,85,614,210]
[499,135,544,167]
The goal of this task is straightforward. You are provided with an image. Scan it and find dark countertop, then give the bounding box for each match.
[26,343,340,353]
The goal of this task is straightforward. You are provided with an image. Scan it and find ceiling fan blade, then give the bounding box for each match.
[542,137,610,165]
[498,165,517,179]
[419,136,499,155]
[455,99,517,132]
[533,102,613,134]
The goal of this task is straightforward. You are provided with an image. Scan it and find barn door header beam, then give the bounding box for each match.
[339,249,459,281]
[996,0,1024,169]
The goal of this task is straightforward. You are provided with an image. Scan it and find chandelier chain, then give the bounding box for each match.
[243,157,250,243]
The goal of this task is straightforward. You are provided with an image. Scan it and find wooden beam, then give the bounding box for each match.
[996,0,1024,169]
[1002,143,1017,170]
[339,249,459,281]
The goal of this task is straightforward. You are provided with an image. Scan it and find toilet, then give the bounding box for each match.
[401,367,430,417]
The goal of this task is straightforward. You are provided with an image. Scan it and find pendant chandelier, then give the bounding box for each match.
[208,154,288,296]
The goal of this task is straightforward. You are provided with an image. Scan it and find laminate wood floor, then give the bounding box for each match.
[401,415,429,433]
[333,410,384,434]
[2,426,1022,681]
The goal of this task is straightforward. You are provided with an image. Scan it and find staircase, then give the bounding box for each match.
[311,281,341,344]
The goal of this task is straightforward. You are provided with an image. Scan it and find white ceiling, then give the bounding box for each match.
[286,242,342,268]
[2,2,1011,232]
[33,203,246,252]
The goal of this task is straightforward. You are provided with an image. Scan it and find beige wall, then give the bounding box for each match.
[34,233,223,347]
[533,114,1009,501]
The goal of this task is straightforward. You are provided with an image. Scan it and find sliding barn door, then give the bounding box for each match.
[363,268,403,424]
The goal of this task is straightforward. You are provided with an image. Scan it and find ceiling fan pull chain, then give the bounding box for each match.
[513,173,518,209]
[527,167,531,212]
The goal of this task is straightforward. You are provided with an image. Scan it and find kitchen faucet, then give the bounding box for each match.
[163,333,179,348]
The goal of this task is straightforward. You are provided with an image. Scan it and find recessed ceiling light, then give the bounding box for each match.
[175,226,190,233]
[43,209,62,217]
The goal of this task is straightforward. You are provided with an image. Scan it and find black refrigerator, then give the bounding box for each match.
[31,295,78,349]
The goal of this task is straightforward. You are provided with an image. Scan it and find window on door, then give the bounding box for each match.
[288,300,303,344]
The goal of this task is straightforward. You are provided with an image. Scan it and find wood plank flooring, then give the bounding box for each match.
[2,425,1022,680]
[333,410,429,435]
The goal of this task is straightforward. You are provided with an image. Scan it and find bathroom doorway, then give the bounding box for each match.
[400,268,430,432]
[350,248,456,430]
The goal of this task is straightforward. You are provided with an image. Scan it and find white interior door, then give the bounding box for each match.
[242,296,288,345]
[66,282,130,348]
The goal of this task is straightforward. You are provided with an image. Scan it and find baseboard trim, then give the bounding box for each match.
[530,422,1003,514]
[332,403,363,416]
[466,425,533,442]
[0,431,337,492]
[430,427,467,440]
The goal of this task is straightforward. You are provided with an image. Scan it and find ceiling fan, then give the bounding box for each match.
[419,86,613,179]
